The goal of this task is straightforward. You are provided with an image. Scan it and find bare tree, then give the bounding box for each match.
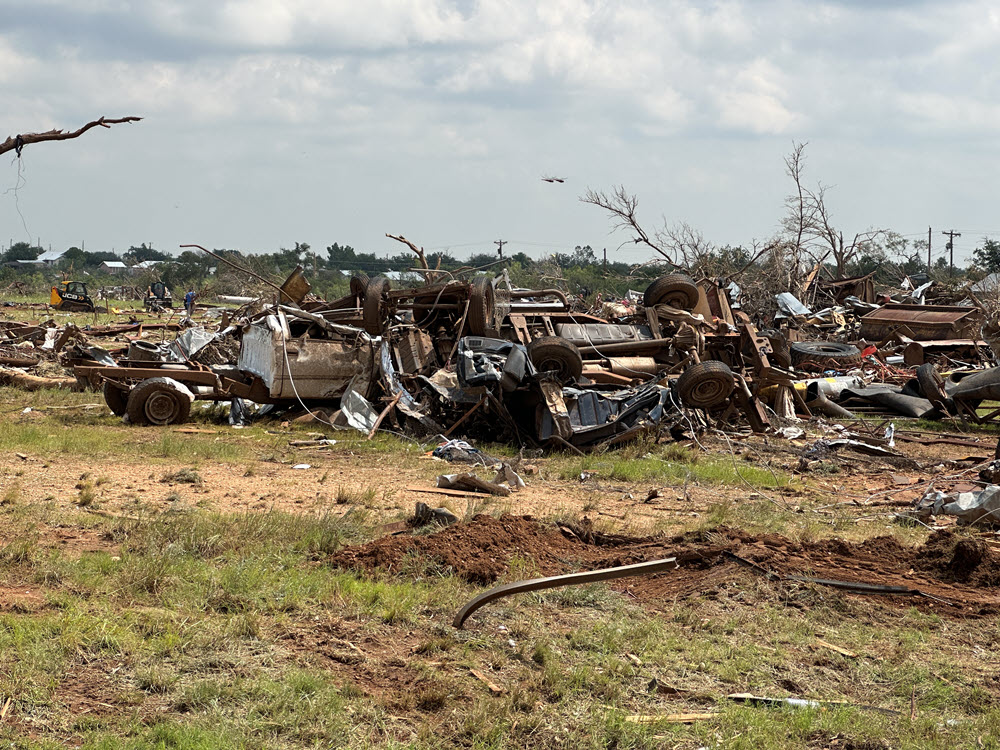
[583,185,784,282]
[781,141,891,279]
[658,221,718,272]
[385,234,446,281]
[581,186,679,267]
[1,116,142,158]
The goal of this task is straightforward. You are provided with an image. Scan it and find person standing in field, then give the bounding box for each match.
[184,290,196,317]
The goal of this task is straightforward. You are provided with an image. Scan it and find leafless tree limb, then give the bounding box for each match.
[386,233,444,281]
[1,116,142,157]
[581,186,679,267]
[780,141,895,280]
[655,222,718,272]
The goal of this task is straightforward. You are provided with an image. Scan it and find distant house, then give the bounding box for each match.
[130,260,163,274]
[36,248,68,265]
[100,261,128,274]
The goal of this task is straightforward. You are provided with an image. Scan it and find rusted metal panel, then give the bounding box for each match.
[556,323,653,347]
[902,339,988,366]
[396,329,436,374]
[859,304,982,341]
[695,281,736,326]
[238,323,374,400]
[75,364,220,386]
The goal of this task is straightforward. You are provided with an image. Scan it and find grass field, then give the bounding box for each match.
[0,385,998,748]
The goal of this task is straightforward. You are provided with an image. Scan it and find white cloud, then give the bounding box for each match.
[714,59,798,134]
[2,0,1000,260]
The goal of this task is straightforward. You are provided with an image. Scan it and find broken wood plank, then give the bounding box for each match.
[443,395,487,438]
[367,392,402,439]
[406,486,490,499]
[469,668,505,695]
[625,713,715,724]
[815,638,858,658]
[0,368,76,391]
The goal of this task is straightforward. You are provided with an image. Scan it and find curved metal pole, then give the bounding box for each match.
[453,557,677,629]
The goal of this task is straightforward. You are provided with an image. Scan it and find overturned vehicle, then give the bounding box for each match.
[343,270,772,448]
[72,309,375,425]
[69,269,769,447]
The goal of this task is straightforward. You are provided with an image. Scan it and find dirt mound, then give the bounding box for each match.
[332,517,1000,617]
[914,530,1000,586]
[330,514,607,584]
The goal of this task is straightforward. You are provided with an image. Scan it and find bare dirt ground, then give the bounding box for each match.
[8,421,991,517]
[332,514,1000,619]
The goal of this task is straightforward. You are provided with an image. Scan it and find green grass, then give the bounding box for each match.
[0,494,997,748]
[552,452,794,489]
[0,395,284,462]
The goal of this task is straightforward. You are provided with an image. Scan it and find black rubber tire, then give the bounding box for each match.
[103,381,130,416]
[126,378,192,426]
[676,360,735,409]
[789,341,862,368]
[349,273,369,298]
[467,277,496,336]
[643,274,700,310]
[362,277,391,336]
[528,337,583,384]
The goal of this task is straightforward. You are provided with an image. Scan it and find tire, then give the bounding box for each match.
[126,378,193,426]
[362,277,391,336]
[789,341,862,368]
[349,273,369,298]
[676,360,735,409]
[103,381,130,416]
[528,337,583,384]
[643,274,700,310]
[467,277,496,336]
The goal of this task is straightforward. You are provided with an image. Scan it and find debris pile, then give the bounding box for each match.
[3,257,1000,453]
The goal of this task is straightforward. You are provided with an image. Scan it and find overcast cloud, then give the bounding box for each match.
[1,0,997,264]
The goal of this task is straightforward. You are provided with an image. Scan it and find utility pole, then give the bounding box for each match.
[603,247,607,271]
[494,239,506,259]
[942,229,961,276]
[927,226,932,274]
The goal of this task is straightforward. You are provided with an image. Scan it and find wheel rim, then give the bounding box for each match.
[661,291,691,308]
[145,391,179,424]
[688,375,731,407]
[537,358,566,376]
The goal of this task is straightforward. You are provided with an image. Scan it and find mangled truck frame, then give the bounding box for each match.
[69,268,775,446]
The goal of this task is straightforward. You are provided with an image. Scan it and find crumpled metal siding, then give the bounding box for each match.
[238,322,374,400]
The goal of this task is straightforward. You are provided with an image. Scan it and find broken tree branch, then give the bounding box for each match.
[581,186,680,268]
[1,116,142,157]
[386,233,444,281]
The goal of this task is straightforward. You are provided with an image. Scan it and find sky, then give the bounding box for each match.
[1,0,999,267]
